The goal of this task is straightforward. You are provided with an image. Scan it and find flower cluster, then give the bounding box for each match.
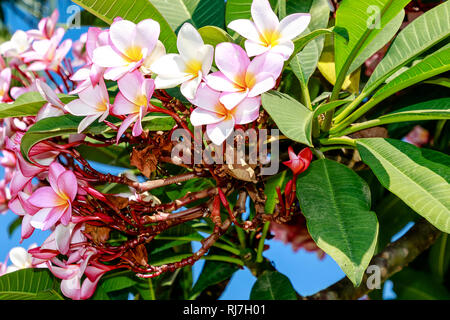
[0,0,315,300]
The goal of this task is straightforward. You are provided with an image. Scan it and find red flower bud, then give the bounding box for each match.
[283,147,313,175]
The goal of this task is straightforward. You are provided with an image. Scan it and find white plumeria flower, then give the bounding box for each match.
[140,40,166,75]
[227,0,311,60]
[151,23,214,100]
[0,30,31,57]
[5,244,37,273]
[65,79,110,133]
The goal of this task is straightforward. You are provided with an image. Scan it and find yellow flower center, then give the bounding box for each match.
[214,103,235,120]
[135,94,148,107]
[185,59,203,77]
[124,45,144,62]
[260,29,281,48]
[96,100,109,112]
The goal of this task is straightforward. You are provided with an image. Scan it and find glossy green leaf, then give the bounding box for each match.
[371,44,450,102]
[0,269,64,300]
[357,138,450,233]
[72,0,178,52]
[225,0,252,27]
[150,0,225,31]
[334,0,410,79]
[336,98,450,136]
[391,268,450,300]
[20,114,109,162]
[198,25,233,48]
[296,159,379,286]
[365,1,450,92]
[429,233,450,281]
[190,261,239,299]
[250,271,297,300]
[347,10,405,74]
[261,91,313,146]
[0,92,75,119]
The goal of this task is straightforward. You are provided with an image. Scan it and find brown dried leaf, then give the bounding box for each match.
[124,244,148,266]
[130,146,160,178]
[105,194,129,210]
[85,224,111,244]
[349,127,389,139]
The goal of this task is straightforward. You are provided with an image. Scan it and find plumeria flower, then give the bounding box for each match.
[151,23,213,100]
[0,30,31,57]
[206,43,284,109]
[92,18,161,80]
[112,70,156,141]
[8,191,40,241]
[27,9,60,40]
[70,27,109,94]
[0,68,11,102]
[227,0,311,60]
[28,162,78,231]
[48,252,112,300]
[65,79,111,133]
[283,146,313,176]
[189,83,261,145]
[21,28,72,72]
[5,245,39,273]
[72,32,88,67]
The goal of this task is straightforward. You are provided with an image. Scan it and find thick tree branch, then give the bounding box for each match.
[305,219,441,300]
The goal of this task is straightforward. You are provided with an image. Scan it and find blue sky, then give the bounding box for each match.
[0,0,399,300]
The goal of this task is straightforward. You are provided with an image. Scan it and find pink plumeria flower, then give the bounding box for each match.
[205,43,284,109]
[112,70,155,141]
[70,27,109,94]
[189,83,261,145]
[92,19,160,80]
[27,9,60,40]
[72,32,88,67]
[151,23,213,100]
[0,68,11,102]
[65,79,110,133]
[28,162,78,231]
[228,0,310,60]
[8,191,40,241]
[21,28,72,72]
[0,30,31,57]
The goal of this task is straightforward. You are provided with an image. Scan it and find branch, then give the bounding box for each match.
[305,219,441,300]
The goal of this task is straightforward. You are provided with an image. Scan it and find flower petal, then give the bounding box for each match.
[278,13,311,40]
[57,170,78,201]
[28,187,62,208]
[251,0,279,35]
[109,20,137,55]
[227,19,261,43]
[214,43,250,87]
[206,117,235,145]
[188,83,222,111]
[205,71,242,93]
[135,19,159,52]
[9,247,29,268]
[151,54,187,78]
[219,90,249,110]
[112,92,140,115]
[177,23,205,61]
[244,40,270,57]
[65,99,98,116]
[233,97,261,124]
[92,45,128,68]
[77,114,101,133]
[118,70,145,105]
[190,108,224,126]
[180,74,202,100]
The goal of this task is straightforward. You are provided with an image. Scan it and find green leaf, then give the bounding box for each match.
[198,26,233,47]
[313,97,354,118]
[429,233,450,281]
[264,170,291,214]
[371,44,450,102]
[72,0,178,53]
[347,10,405,75]
[97,274,137,293]
[261,91,313,146]
[391,268,450,300]
[365,1,450,93]
[7,216,21,237]
[142,113,176,131]
[150,0,225,31]
[250,271,297,300]
[0,269,64,300]
[357,138,450,233]
[296,159,379,286]
[0,92,75,119]
[374,193,417,252]
[20,114,109,162]
[190,261,239,299]
[336,98,450,136]
[225,0,252,27]
[334,0,410,80]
